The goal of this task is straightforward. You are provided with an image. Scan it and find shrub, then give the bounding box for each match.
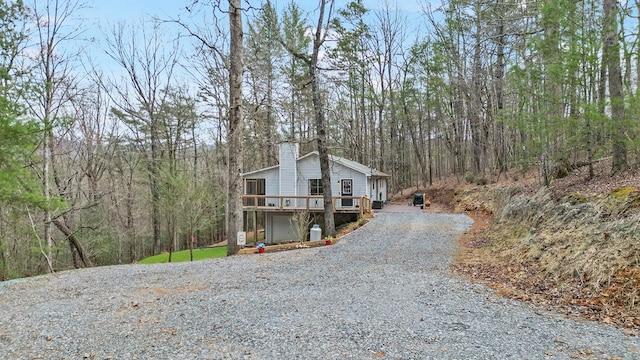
[465,174,476,184]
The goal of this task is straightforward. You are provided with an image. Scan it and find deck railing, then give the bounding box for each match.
[242,195,371,215]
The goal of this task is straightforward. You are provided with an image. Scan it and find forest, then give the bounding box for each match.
[0,0,638,279]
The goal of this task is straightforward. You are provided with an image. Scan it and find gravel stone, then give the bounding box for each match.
[0,212,637,359]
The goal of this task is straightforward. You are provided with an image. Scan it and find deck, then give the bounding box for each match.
[242,195,371,215]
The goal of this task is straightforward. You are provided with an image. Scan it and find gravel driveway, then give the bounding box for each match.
[0,212,638,359]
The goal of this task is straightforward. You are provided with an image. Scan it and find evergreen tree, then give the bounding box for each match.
[330,0,371,163]
[245,1,282,168]
[0,0,43,206]
[280,1,311,146]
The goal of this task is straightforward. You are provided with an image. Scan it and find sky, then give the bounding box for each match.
[85,0,182,24]
[84,0,429,27]
[71,0,431,141]
[79,0,430,79]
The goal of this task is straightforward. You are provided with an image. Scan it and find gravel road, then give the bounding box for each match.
[0,212,638,359]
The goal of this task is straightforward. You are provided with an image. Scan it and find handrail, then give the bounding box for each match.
[242,195,371,214]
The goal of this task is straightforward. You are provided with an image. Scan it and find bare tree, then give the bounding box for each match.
[107,141,144,262]
[376,3,405,191]
[103,21,180,254]
[289,210,311,242]
[281,0,336,237]
[604,0,628,173]
[28,0,92,271]
[227,0,244,255]
[280,1,311,145]
[310,1,337,237]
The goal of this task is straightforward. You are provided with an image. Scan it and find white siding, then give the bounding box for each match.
[244,167,279,195]
[336,171,366,197]
[261,169,280,205]
[279,143,298,198]
[296,155,367,198]
[296,156,321,196]
[372,178,388,201]
[244,146,390,207]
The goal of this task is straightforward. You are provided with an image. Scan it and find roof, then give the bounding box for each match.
[241,164,279,177]
[302,151,391,178]
[242,151,391,178]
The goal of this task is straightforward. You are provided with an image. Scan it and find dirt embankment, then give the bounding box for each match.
[401,164,640,330]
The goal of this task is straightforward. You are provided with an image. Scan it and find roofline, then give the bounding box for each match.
[303,151,390,177]
[297,151,317,161]
[242,150,391,178]
[241,164,279,177]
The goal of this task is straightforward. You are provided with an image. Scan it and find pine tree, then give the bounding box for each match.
[0,1,43,205]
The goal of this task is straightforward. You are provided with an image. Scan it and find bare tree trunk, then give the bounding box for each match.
[51,217,93,267]
[377,5,403,191]
[27,206,54,273]
[403,96,426,185]
[47,128,93,268]
[104,22,181,255]
[604,0,628,173]
[470,9,484,176]
[43,125,54,272]
[281,1,336,236]
[494,16,507,175]
[0,234,6,280]
[150,133,162,254]
[227,0,244,255]
[311,0,336,237]
[30,0,89,272]
[585,111,594,180]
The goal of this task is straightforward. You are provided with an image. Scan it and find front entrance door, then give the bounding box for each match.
[341,179,353,207]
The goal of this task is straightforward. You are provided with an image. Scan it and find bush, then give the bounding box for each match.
[465,174,476,184]
[465,174,487,185]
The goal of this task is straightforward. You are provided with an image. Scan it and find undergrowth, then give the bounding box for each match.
[455,186,640,329]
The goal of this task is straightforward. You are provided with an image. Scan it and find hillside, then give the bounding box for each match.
[394,160,640,330]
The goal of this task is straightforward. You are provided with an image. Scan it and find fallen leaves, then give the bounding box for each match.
[452,185,640,330]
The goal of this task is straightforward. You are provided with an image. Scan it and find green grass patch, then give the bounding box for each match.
[139,246,227,264]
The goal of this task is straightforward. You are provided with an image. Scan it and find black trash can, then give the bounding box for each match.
[413,193,424,206]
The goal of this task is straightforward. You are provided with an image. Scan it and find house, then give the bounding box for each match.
[241,142,390,244]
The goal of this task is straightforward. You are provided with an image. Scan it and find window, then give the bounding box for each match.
[245,179,266,206]
[309,179,323,195]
